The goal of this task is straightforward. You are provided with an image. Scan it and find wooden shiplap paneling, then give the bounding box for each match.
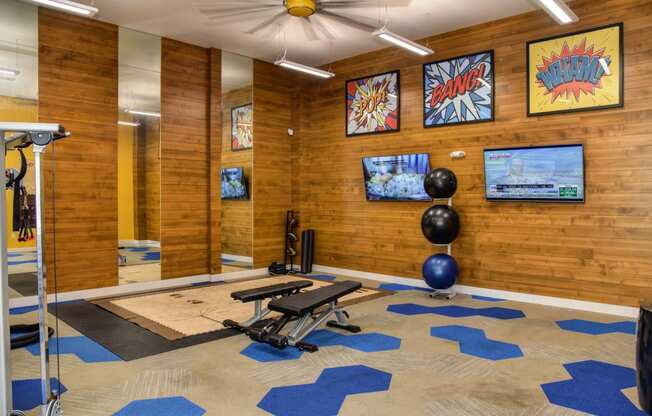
[209,48,222,274]
[296,0,652,306]
[39,8,118,292]
[252,61,297,268]
[221,86,253,258]
[160,38,210,279]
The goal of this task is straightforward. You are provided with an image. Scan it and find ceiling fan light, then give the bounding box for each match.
[286,0,317,17]
[372,28,433,56]
[274,58,335,79]
[534,0,578,25]
[20,0,99,17]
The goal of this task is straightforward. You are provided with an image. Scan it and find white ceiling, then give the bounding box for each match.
[93,0,541,67]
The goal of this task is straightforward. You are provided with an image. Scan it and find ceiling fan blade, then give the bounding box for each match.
[319,0,412,7]
[246,11,290,35]
[299,17,321,41]
[206,8,279,21]
[317,10,375,32]
[309,15,336,40]
[199,6,278,15]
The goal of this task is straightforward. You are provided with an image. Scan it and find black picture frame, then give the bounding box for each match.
[345,70,400,138]
[423,50,495,128]
[526,23,624,117]
[231,103,253,151]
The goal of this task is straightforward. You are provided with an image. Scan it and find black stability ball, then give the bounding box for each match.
[421,205,460,245]
[424,168,457,199]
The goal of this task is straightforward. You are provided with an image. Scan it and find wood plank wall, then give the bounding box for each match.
[252,61,297,268]
[39,8,119,292]
[222,86,253,258]
[296,0,652,306]
[160,38,211,279]
[209,49,222,274]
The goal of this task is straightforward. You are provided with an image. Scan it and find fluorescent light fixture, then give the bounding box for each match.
[21,0,99,17]
[372,28,433,56]
[0,67,20,78]
[126,109,161,118]
[118,121,141,127]
[534,0,578,25]
[274,58,335,79]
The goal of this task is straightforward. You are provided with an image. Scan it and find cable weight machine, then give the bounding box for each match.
[0,123,69,416]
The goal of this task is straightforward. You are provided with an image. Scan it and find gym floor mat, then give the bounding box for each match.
[8,272,38,296]
[95,276,389,341]
[52,300,240,361]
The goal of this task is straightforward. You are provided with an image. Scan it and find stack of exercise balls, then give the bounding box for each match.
[421,168,460,292]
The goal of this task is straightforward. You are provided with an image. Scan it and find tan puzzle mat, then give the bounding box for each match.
[95,276,388,340]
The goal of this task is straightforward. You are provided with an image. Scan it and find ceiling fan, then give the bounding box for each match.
[196,0,412,41]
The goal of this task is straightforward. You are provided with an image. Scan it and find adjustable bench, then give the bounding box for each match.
[223,280,313,332]
[247,280,362,352]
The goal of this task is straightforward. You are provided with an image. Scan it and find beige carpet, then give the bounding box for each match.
[96,276,388,340]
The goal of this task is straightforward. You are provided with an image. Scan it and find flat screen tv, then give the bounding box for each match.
[484,144,584,202]
[362,153,431,201]
[221,167,249,200]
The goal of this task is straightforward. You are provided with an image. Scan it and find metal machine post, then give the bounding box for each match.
[0,136,11,416]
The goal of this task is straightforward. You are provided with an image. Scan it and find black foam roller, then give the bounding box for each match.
[301,230,315,274]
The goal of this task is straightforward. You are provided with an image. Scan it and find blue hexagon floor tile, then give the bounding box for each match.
[378,283,431,292]
[113,397,205,416]
[12,378,66,411]
[387,303,525,320]
[557,319,636,335]
[26,336,122,363]
[241,329,401,362]
[430,325,523,360]
[258,365,391,416]
[541,360,644,415]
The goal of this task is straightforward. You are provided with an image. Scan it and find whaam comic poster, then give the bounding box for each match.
[527,24,623,117]
[346,71,400,137]
[423,50,494,127]
[231,103,253,151]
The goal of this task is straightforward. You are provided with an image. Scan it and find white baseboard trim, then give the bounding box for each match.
[118,240,160,248]
[9,274,210,309]
[221,253,253,263]
[211,267,267,282]
[8,268,271,309]
[312,264,640,318]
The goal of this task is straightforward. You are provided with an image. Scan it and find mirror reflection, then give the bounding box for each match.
[220,51,253,273]
[117,28,162,285]
[0,0,38,298]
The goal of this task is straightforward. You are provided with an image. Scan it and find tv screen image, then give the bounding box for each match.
[484,144,584,202]
[221,167,248,200]
[362,153,431,201]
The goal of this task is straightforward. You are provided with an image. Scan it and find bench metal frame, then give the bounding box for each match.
[286,301,354,346]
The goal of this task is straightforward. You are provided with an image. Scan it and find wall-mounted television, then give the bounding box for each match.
[221,167,249,200]
[362,153,431,201]
[484,144,584,202]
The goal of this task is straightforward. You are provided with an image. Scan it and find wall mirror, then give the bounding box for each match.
[1,0,39,299]
[117,27,162,285]
[220,51,253,273]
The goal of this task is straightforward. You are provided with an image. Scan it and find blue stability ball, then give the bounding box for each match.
[422,254,459,290]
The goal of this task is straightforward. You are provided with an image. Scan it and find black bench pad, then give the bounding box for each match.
[231,281,313,303]
[268,281,362,316]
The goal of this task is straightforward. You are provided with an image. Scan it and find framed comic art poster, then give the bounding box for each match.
[527,23,623,116]
[423,50,494,127]
[346,71,400,137]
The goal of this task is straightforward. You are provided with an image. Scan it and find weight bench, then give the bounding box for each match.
[223,280,313,332]
[247,280,362,352]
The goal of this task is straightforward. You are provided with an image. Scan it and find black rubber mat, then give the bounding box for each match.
[8,272,38,296]
[52,300,240,361]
